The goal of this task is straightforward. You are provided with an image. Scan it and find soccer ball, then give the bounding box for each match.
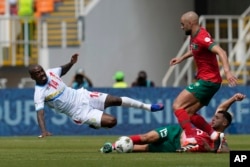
[114,136,133,153]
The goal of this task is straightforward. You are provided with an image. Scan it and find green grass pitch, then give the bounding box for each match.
[0,135,249,167]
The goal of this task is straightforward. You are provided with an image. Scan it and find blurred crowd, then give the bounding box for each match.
[0,0,63,17]
[0,1,158,89]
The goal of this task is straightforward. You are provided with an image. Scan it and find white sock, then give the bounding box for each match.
[121,97,151,111]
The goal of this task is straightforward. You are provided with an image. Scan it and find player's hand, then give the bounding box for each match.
[225,72,237,87]
[38,131,52,138]
[70,53,79,64]
[170,57,181,66]
[233,93,246,101]
[217,146,230,153]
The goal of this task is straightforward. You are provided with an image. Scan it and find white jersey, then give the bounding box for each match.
[34,67,90,120]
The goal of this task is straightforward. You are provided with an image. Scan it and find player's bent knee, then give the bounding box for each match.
[108,117,117,128]
[172,103,180,111]
[102,117,117,128]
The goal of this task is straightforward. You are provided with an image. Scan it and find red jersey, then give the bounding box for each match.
[190,27,222,83]
[181,128,227,152]
[194,128,214,152]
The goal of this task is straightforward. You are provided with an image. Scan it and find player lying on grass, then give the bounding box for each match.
[100,93,245,153]
[28,53,164,138]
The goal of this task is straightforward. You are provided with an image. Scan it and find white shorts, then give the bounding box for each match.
[73,91,108,128]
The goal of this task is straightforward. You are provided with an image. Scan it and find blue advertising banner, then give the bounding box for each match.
[0,86,249,136]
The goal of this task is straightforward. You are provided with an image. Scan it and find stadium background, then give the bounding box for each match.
[0,86,249,136]
[48,0,250,87]
[0,0,250,136]
[1,0,250,88]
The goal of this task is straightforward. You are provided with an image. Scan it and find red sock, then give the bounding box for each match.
[190,113,214,135]
[129,135,142,144]
[112,143,116,150]
[175,109,195,138]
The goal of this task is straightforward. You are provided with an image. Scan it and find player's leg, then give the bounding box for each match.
[100,130,159,153]
[104,95,164,112]
[173,80,221,142]
[100,141,150,153]
[132,126,181,147]
[188,80,221,140]
[100,126,169,153]
[85,109,117,129]
[173,88,202,143]
[148,126,183,152]
[190,113,218,139]
[72,91,108,128]
[100,112,117,128]
[133,145,149,152]
[130,130,160,144]
[101,129,160,153]
[88,91,163,112]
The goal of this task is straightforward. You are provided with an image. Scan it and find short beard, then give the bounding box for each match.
[185,30,191,35]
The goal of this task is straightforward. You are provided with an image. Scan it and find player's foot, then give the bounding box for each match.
[213,132,224,153]
[100,142,113,153]
[150,104,164,112]
[176,143,199,152]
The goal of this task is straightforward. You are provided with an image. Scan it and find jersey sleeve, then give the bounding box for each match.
[198,31,216,51]
[49,67,62,77]
[34,87,46,111]
[35,101,44,111]
[34,97,45,111]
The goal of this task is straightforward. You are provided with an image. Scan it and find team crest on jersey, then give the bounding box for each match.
[191,43,199,50]
[194,82,200,87]
[204,37,211,42]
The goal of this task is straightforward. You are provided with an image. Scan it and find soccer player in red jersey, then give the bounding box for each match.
[100,93,245,153]
[169,11,238,145]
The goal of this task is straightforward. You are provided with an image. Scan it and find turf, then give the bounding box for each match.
[0,135,249,167]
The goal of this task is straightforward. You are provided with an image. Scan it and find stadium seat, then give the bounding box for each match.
[0,0,5,15]
[35,0,54,18]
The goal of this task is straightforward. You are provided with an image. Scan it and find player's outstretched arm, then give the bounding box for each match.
[37,109,52,138]
[216,93,246,113]
[60,53,79,76]
[170,50,193,66]
[203,140,230,153]
[211,45,237,87]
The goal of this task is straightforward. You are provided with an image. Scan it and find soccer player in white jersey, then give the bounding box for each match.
[28,53,164,138]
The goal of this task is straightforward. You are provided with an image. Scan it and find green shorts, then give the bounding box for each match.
[148,125,182,152]
[185,79,221,106]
